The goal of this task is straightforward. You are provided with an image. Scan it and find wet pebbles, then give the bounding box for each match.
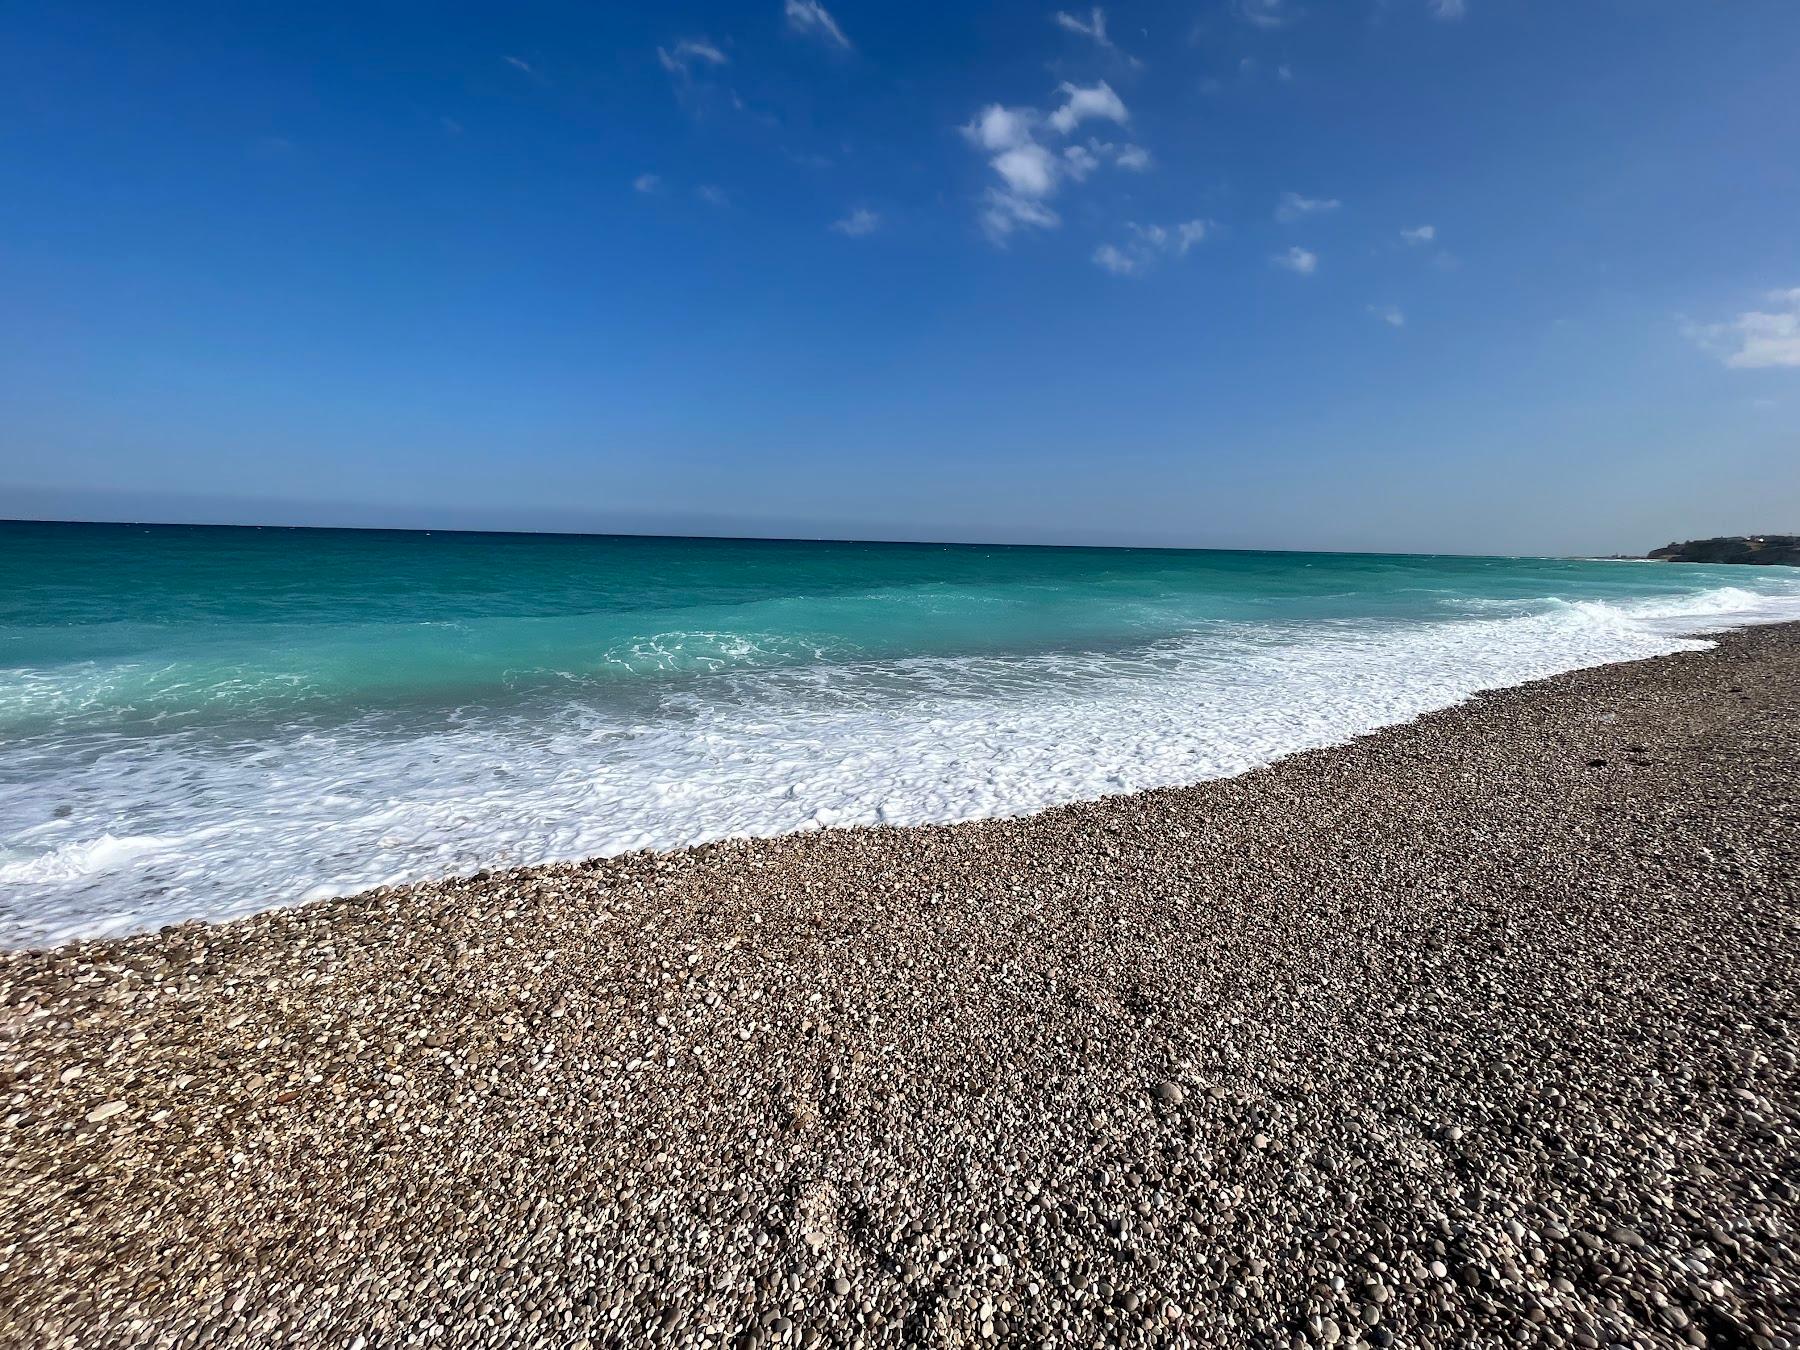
[3,625,1798,1348]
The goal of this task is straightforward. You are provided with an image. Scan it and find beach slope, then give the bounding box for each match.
[4,625,1798,1348]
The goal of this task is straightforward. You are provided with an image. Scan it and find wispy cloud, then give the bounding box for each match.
[1055,7,1111,45]
[658,38,730,78]
[831,207,880,237]
[981,190,1061,240]
[1273,246,1319,275]
[1113,143,1151,171]
[1062,143,1099,182]
[1400,223,1437,245]
[1238,0,1293,29]
[785,0,851,50]
[1368,304,1406,327]
[658,38,735,117]
[1093,220,1213,277]
[502,55,542,80]
[1276,191,1340,224]
[634,173,662,194]
[1431,0,1468,18]
[1053,7,1143,66]
[961,83,1140,244]
[1092,243,1141,277]
[1687,288,1800,369]
[1202,53,1292,93]
[1071,140,1149,176]
[696,184,730,208]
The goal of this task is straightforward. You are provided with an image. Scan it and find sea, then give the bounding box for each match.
[5,520,1799,946]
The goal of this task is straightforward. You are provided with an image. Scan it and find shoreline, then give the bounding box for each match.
[4,623,1798,1346]
[14,601,1800,950]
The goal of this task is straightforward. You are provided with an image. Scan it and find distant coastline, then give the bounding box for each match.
[1645,534,1800,566]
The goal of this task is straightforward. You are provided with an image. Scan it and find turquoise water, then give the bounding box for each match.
[4,520,1798,944]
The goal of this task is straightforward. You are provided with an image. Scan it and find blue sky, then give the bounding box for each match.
[2,0,1796,554]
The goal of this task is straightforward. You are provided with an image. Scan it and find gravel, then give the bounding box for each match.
[3,623,1798,1349]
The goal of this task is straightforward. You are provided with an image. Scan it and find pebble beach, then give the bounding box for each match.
[3,621,1797,1348]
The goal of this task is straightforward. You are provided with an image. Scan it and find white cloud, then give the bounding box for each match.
[785,0,851,50]
[1274,246,1318,275]
[1369,304,1406,327]
[502,55,539,78]
[658,38,729,77]
[633,173,662,194]
[1047,82,1129,135]
[965,104,1037,153]
[962,106,1057,242]
[1276,191,1340,223]
[831,207,880,237]
[696,184,729,207]
[1400,224,1437,245]
[960,86,1142,245]
[993,143,1060,197]
[1688,289,1800,369]
[1431,0,1468,18]
[1238,0,1292,29]
[1093,219,1213,277]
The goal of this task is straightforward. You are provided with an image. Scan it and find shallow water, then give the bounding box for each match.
[5,521,1799,945]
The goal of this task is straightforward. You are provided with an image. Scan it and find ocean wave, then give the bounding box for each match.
[5,577,1800,945]
[0,831,183,886]
[596,630,839,675]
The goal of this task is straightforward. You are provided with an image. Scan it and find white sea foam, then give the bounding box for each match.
[0,832,180,885]
[3,579,1799,946]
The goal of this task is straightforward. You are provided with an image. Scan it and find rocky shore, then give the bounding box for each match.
[4,624,1798,1350]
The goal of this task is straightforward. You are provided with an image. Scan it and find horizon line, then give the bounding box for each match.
[0,514,1601,563]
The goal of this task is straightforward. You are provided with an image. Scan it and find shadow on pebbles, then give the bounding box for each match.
[3,625,1799,1349]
